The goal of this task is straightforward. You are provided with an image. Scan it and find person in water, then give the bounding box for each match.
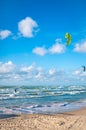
[14,88,17,93]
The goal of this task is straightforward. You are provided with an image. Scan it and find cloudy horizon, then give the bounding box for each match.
[0,0,86,85]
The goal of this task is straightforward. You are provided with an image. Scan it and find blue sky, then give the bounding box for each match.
[0,0,86,85]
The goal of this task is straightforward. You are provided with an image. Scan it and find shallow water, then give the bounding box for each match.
[0,85,86,114]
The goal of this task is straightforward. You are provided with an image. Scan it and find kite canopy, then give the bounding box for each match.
[65,32,72,46]
[82,66,86,72]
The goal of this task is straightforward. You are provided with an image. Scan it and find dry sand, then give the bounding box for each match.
[0,107,86,130]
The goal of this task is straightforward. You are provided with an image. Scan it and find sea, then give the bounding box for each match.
[0,85,86,114]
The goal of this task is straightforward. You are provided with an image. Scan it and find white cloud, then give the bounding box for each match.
[0,61,15,73]
[32,47,47,56]
[74,41,86,53]
[55,38,62,43]
[72,68,86,77]
[0,61,86,85]
[0,30,12,40]
[18,17,39,38]
[49,39,66,54]
[20,64,43,79]
[32,39,66,56]
[49,68,57,75]
[72,67,86,84]
[72,70,81,75]
[35,72,44,79]
[20,64,34,72]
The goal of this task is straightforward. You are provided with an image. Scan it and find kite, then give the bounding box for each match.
[82,66,86,72]
[65,32,72,46]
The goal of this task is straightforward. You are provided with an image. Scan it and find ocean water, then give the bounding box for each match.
[0,85,86,114]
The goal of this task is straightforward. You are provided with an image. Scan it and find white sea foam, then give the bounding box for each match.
[1,100,86,114]
[68,85,85,90]
[0,85,86,114]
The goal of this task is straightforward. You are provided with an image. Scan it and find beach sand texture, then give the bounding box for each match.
[0,108,86,130]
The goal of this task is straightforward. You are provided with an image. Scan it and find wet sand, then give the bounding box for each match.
[0,107,86,130]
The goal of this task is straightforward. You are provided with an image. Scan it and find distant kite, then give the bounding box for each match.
[82,66,86,72]
[65,32,72,46]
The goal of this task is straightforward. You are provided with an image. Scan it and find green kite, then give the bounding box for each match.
[65,32,72,46]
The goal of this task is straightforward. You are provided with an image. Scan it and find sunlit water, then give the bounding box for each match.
[0,85,86,114]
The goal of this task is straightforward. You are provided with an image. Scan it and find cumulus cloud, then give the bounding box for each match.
[72,68,86,77]
[18,17,39,38]
[49,39,66,54]
[72,70,81,75]
[49,68,57,75]
[71,67,86,84]
[20,64,44,79]
[32,39,66,56]
[32,47,47,56]
[20,64,34,73]
[0,61,86,85]
[0,62,61,84]
[0,61,15,74]
[74,41,86,53]
[0,30,12,40]
[49,43,65,54]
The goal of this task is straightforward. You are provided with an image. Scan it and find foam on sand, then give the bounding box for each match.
[0,107,86,130]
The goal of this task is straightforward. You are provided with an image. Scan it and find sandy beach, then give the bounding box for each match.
[0,107,86,130]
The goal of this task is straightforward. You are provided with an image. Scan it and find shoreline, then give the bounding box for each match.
[0,107,86,130]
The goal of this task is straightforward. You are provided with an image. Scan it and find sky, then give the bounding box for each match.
[0,0,86,85]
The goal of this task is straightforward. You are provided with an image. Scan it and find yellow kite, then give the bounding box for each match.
[65,32,72,46]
